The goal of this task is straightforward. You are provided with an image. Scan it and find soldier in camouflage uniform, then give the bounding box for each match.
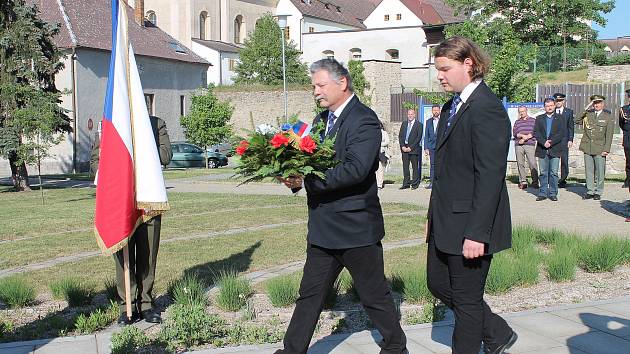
[574,95,614,200]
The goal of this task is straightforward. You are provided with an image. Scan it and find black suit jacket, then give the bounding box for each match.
[533,113,566,158]
[303,95,385,249]
[619,105,630,148]
[398,119,423,154]
[427,82,512,255]
[557,107,574,145]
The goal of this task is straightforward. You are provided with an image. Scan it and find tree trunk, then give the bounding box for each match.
[8,151,31,191]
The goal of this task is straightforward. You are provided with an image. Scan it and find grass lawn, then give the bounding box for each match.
[162,168,235,180]
[0,186,424,294]
[537,68,588,84]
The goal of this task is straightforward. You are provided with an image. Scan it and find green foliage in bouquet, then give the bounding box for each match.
[234,118,338,184]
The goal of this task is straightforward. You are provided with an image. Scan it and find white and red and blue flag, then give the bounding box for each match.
[94,0,169,254]
[290,120,312,138]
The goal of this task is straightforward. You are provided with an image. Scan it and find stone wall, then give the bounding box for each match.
[587,64,630,83]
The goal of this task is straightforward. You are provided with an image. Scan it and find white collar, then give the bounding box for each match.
[458,79,482,103]
[333,94,355,118]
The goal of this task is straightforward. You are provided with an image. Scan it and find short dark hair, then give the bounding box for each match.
[434,36,490,80]
[309,58,354,92]
[543,98,555,105]
[432,104,441,109]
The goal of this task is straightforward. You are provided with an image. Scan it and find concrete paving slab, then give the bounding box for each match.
[33,338,97,354]
[95,332,113,354]
[504,325,563,353]
[0,346,34,354]
[595,301,630,318]
[402,325,453,353]
[551,307,630,337]
[341,330,383,345]
[514,345,589,354]
[564,330,630,354]
[306,340,363,354]
[506,312,593,338]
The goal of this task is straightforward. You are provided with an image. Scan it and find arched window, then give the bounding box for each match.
[234,15,245,43]
[146,11,157,26]
[386,49,399,60]
[322,50,334,59]
[199,11,209,40]
[349,48,362,60]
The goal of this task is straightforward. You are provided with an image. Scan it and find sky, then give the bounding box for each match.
[593,1,630,39]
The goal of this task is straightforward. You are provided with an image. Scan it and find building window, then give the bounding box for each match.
[308,26,315,33]
[200,11,209,40]
[384,14,389,21]
[284,26,290,40]
[144,94,155,116]
[396,14,401,20]
[386,49,399,60]
[229,59,237,71]
[322,50,334,59]
[427,44,437,64]
[146,11,157,26]
[180,96,185,116]
[349,48,362,60]
[234,15,245,43]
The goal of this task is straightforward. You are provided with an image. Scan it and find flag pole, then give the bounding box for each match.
[123,246,133,319]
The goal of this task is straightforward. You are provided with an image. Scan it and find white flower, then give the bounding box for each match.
[256,123,277,135]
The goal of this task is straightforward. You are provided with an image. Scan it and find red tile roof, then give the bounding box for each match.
[290,0,378,29]
[400,0,466,25]
[34,0,208,65]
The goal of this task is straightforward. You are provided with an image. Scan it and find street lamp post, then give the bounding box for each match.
[276,14,290,121]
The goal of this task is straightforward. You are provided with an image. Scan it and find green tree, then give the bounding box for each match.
[0,0,70,191]
[234,14,309,86]
[445,0,614,47]
[347,60,371,106]
[180,85,233,168]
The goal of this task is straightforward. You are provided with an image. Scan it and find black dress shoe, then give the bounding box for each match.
[141,309,162,323]
[593,194,601,200]
[399,185,410,190]
[425,184,432,189]
[549,196,558,201]
[411,185,419,190]
[536,196,546,201]
[484,331,518,354]
[583,194,594,200]
[117,312,139,326]
[558,180,567,188]
[623,183,629,188]
[531,182,540,189]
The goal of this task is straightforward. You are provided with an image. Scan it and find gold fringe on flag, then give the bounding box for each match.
[94,216,143,256]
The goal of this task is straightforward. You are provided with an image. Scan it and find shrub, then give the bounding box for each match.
[608,54,630,65]
[110,326,150,354]
[74,301,118,334]
[0,319,14,339]
[266,273,300,307]
[241,298,257,321]
[535,228,563,245]
[392,267,432,304]
[511,226,538,254]
[486,249,540,295]
[0,277,36,308]
[50,278,94,307]
[404,302,447,325]
[338,270,359,302]
[579,237,626,272]
[159,303,227,348]
[215,270,252,311]
[546,245,577,282]
[591,51,608,66]
[225,321,284,345]
[169,274,208,307]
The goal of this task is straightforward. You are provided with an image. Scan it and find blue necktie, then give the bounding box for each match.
[405,121,412,144]
[326,111,336,135]
[444,94,462,136]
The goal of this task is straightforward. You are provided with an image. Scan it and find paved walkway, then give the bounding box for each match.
[1,296,629,354]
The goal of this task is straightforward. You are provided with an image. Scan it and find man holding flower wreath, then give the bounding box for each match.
[276,59,407,354]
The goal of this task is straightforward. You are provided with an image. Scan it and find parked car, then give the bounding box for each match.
[208,142,234,157]
[168,142,228,168]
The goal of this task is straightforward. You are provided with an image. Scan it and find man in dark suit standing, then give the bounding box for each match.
[398,109,423,189]
[424,105,441,189]
[426,36,516,354]
[534,98,566,201]
[553,93,574,188]
[619,88,630,188]
[277,59,407,354]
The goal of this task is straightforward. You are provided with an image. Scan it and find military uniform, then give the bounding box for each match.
[575,96,614,198]
[552,93,575,187]
[91,116,172,323]
[619,89,630,187]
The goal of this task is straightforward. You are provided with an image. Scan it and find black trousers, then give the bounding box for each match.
[624,147,630,184]
[402,152,420,187]
[281,242,407,354]
[426,240,512,354]
[560,146,569,182]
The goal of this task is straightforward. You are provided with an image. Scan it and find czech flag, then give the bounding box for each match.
[94,0,169,254]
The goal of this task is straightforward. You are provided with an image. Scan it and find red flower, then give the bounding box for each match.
[235,140,249,155]
[270,133,290,148]
[299,135,317,154]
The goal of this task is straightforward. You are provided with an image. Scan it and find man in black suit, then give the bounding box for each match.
[277,59,407,354]
[426,36,516,354]
[553,93,574,188]
[619,88,630,188]
[534,98,566,201]
[399,109,423,189]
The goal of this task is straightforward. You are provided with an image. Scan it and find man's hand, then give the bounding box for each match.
[602,151,609,157]
[544,140,552,148]
[568,141,573,149]
[402,147,411,153]
[518,139,525,145]
[424,149,429,156]
[277,176,303,189]
[462,238,485,259]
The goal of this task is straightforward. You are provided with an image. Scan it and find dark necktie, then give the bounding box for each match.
[444,94,462,136]
[326,111,337,135]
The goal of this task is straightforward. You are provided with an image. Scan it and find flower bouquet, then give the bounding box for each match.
[234,119,337,184]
